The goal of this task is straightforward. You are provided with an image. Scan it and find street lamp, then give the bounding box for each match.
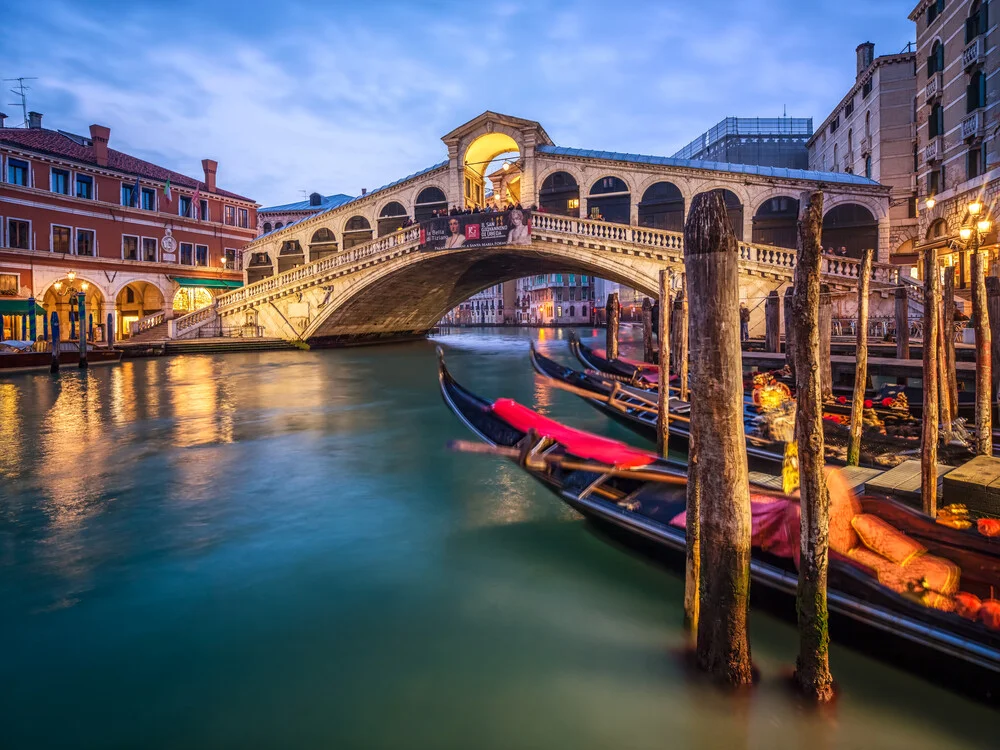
[926,197,936,210]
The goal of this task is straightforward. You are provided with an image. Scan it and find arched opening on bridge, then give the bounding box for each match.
[414,187,448,221]
[638,181,684,231]
[377,202,409,237]
[464,132,520,209]
[309,227,338,261]
[588,176,630,224]
[262,222,273,234]
[277,240,306,273]
[247,252,274,284]
[41,277,106,342]
[343,216,373,250]
[693,189,744,240]
[752,196,800,249]
[538,171,580,216]
[116,281,164,338]
[822,203,877,259]
[275,222,284,230]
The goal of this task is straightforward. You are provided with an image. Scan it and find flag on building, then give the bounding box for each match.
[163,179,172,202]
[192,187,201,219]
[131,176,140,207]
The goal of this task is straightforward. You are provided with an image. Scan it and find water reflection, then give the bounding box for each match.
[0,382,22,478]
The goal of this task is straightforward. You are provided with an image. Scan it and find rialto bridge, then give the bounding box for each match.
[166,112,902,343]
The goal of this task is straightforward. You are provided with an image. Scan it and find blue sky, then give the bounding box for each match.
[1,0,914,206]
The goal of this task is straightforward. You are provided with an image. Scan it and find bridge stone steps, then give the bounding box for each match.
[162,338,298,355]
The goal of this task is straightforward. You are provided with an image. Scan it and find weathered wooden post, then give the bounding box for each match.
[847,249,873,466]
[27,297,36,342]
[657,271,670,457]
[922,247,940,517]
[819,285,833,401]
[987,276,1000,393]
[642,297,655,363]
[784,286,796,378]
[677,278,689,402]
[684,191,753,685]
[49,311,60,374]
[107,312,115,348]
[765,290,780,353]
[937,297,954,440]
[791,190,835,702]
[971,249,992,455]
[606,292,620,360]
[894,285,910,361]
[77,292,88,370]
[942,267,958,416]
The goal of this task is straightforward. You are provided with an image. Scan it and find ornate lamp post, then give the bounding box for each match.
[53,271,90,369]
[958,201,992,454]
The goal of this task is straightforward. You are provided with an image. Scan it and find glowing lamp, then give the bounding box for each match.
[969,201,983,216]
[67,270,76,283]
[926,197,936,210]
[978,219,992,233]
[53,281,63,291]
[81,281,89,291]
[960,227,973,241]
[502,162,510,172]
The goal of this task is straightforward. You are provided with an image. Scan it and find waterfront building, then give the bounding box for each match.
[0,112,256,340]
[807,42,919,260]
[515,274,594,325]
[909,0,999,292]
[258,192,354,236]
[442,282,516,325]
[673,116,814,170]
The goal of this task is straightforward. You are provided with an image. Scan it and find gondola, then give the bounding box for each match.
[532,342,974,471]
[437,349,1000,702]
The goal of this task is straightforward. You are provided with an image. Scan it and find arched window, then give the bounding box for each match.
[927,0,946,25]
[414,187,448,221]
[309,227,338,261]
[864,111,871,140]
[262,222,273,234]
[377,201,408,236]
[587,176,630,223]
[833,143,839,171]
[538,171,580,216]
[968,69,987,112]
[638,181,684,231]
[823,203,878,258]
[343,215,373,250]
[967,0,987,42]
[277,240,305,273]
[927,218,948,239]
[247,252,274,283]
[928,40,944,74]
[865,155,873,179]
[274,222,284,230]
[752,196,800,249]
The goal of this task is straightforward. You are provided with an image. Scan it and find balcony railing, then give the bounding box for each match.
[926,71,943,101]
[963,37,984,69]
[925,136,942,163]
[962,110,983,140]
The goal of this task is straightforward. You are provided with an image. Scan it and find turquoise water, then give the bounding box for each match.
[0,327,995,749]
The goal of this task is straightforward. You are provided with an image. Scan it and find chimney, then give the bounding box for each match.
[27,111,43,129]
[89,124,111,167]
[361,187,367,196]
[202,159,218,193]
[309,192,322,206]
[856,42,875,78]
[0,113,7,128]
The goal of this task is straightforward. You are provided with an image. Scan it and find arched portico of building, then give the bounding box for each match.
[38,274,109,342]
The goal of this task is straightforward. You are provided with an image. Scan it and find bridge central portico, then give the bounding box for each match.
[169,111,896,343]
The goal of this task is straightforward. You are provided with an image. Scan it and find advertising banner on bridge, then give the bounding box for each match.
[419,208,532,251]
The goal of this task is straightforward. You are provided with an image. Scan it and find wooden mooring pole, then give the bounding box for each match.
[606,292,620,361]
[49,311,60,374]
[847,249,873,466]
[77,292,88,370]
[937,296,954,440]
[792,190,835,702]
[922,247,940,517]
[765,290,780,353]
[971,249,992,455]
[677,278,689,402]
[894,285,910,362]
[657,271,670,457]
[784,286,795,378]
[819,284,832,401]
[642,297,655,364]
[942,267,958,417]
[684,191,752,685]
[987,276,1000,394]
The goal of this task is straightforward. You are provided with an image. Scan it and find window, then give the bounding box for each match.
[200,199,209,221]
[52,225,71,253]
[968,143,988,180]
[122,235,139,260]
[833,143,839,171]
[862,79,873,98]
[195,244,208,266]
[76,229,95,257]
[908,197,917,219]
[225,206,236,226]
[141,187,156,211]
[845,99,854,117]
[929,103,944,137]
[7,158,29,186]
[829,116,839,134]
[263,222,273,233]
[51,168,70,194]
[968,70,986,112]
[179,195,192,218]
[179,242,193,265]
[928,165,946,195]
[967,0,987,42]
[864,155,872,178]
[928,0,945,25]
[121,182,137,207]
[142,237,157,262]
[126,287,136,303]
[928,40,944,74]
[7,219,30,249]
[0,273,19,295]
[224,248,237,268]
[913,143,919,172]
[76,173,93,199]
[237,207,249,228]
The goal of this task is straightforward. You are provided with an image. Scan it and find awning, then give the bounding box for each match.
[0,299,46,315]
[173,277,244,290]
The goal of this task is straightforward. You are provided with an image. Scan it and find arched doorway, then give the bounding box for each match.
[247,252,274,284]
[463,132,520,209]
[693,189,744,241]
[588,176,631,224]
[538,171,580,216]
[116,281,165,338]
[823,203,878,259]
[638,181,684,231]
[42,276,106,342]
[414,188,447,221]
[377,202,408,236]
[342,216,373,250]
[172,286,213,315]
[309,228,338,261]
[752,196,800,249]
[277,239,306,273]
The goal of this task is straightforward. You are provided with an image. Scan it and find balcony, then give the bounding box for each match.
[860,135,872,155]
[925,136,943,163]
[926,71,943,101]
[963,37,984,69]
[962,110,984,140]
[843,153,854,172]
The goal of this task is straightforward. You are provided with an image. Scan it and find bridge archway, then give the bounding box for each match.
[462,131,521,208]
[415,187,448,221]
[752,196,800,249]
[277,240,306,273]
[309,228,338,261]
[247,251,274,284]
[638,181,684,231]
[538,171,580,216]
[377,201,408,237]
[588,176,631,223]
[823,203,877,258]
[693,188,743,240]
[343,216,374,250]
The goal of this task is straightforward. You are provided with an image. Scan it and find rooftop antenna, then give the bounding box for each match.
[299,190,308,200]
[4,77,37,127]
[783,104,787,117]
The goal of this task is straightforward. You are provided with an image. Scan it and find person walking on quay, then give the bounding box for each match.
[740,302,750,341]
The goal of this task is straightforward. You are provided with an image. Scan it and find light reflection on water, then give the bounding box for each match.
[0,328,996,750]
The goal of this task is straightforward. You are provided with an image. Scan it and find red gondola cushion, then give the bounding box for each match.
[592,349,659,372]
[490,398,657,469]
[979,600,1000,631]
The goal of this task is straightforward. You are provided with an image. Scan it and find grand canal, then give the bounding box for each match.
[0,327,995,749]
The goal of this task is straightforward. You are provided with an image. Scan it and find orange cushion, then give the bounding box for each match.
[954,592,983,620]
[852,514,926,565]
[827,468,862,555]
[846,546,961,596]
[979,600,1000,631]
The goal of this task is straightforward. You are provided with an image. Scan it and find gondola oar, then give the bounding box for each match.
[535,371,693,424]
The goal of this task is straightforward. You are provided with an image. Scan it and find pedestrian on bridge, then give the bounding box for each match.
[740,302,750,341]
